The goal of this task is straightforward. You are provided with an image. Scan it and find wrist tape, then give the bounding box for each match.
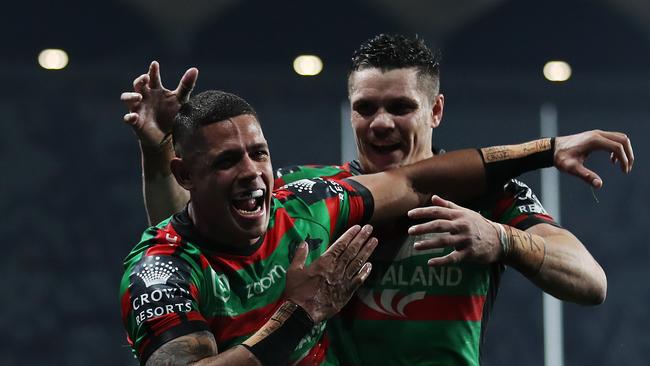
[479,137,555,192]
[242,301,314,365]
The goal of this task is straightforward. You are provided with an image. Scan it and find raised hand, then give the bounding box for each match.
[120,61,198,146]
[284,225,377,323]
[407,196,502,266]
[554,130,634,188]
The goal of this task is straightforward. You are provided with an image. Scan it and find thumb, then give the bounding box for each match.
[176,68,198,103]
[289,242,308,271]
[574,164,603,189]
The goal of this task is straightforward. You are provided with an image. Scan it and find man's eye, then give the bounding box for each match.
[213,157,237,169]
[387,102,416,116]
[353,102,377,117]
[252,151,269,161]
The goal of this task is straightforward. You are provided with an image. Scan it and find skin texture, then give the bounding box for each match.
[349,68,443,173]
[170,115,273,246]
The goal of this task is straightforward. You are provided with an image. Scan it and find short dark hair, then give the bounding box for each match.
[349,34,441,95]
[172,90,258,158]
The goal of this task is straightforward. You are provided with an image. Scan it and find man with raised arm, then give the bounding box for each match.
[120,36,633,366]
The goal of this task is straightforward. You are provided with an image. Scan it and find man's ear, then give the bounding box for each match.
[431,93,444,129]
[171,157,194,190]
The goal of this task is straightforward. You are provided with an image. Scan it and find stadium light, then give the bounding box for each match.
[38,49,69,70]
[293,55,323,76]
[543,61,571,82]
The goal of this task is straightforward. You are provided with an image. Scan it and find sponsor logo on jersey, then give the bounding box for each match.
[133,287,192,325]
[246,264,287,299]
[357,288,426,317]
[132,256,192,325]
[135,257,179,287]
[211,270,231,302]
[517,204,547,214]
[356,232,464,317]
[379,265,463,287]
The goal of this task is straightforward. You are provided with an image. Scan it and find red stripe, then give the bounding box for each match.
[208,299,282,343]
[120,289,131,324]
[189,283,200,303]
[342,294,485,322]
[153,223,182,244]
[534,213,555,223]
[145,244,179,256]
[274,176,286,187]
[206,208,296,271]
[328,170,353,181]
[146,223,183,256]
[491,194,515,221]
[295,332,330,366]
[508,214,528,228]
[324,196,340,236]
[337,179,366,227]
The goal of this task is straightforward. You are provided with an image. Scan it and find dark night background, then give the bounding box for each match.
[1,0,648,364]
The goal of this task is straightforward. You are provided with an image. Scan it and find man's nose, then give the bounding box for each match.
[369,111,395,136]
[238,155,262,180]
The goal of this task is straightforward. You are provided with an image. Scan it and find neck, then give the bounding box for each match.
[187,202,259,247]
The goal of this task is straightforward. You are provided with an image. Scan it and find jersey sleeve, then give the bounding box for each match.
[486,179,560,230]
[273,177,374,242]
[275,164,354,187]
[120,243,209,365]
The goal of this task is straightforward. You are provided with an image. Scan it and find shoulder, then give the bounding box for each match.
[275,164,354,185]
[273,177,353,205]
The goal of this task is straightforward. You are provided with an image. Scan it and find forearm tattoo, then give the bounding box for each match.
[502,225,547,278]
[481,138,552,163]
[146,331,217,366]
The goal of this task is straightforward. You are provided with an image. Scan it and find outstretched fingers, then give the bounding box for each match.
[176,68,198,103]
[347,262,373,293]
[427,250,466,267]
[148,61,163,89]
[344,237,378,280]
[322,225,361,260]
[132,73,150,94]
[333,225,373,276]
[598,131,634,173]
[123,112,139,126]
[288,242,309,272]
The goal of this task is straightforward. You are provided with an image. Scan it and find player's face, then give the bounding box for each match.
[349,67,443,173]
[189,115,274,246]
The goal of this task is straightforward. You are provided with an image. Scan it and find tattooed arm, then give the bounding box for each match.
[145,331,260,366]
[521,224,606,305]
[408,196,606,306]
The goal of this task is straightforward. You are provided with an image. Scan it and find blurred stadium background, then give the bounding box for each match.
[1,0,648,364]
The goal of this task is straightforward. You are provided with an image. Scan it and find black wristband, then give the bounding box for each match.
[480,137,555,192]
[242,302,314,365]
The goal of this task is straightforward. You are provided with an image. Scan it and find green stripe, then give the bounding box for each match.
[330,318,481,366]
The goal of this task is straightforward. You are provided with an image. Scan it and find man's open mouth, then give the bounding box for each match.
[231,189,265,217]
[371,143,401,154]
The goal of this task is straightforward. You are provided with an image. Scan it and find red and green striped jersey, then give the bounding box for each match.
[119,177,373,365]
[276,161,558,366]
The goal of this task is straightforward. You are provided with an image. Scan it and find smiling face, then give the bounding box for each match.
[173,114,274,247]
[349,67,444,173]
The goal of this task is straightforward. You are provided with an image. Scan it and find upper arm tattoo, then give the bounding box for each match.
[146,331,218,366]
